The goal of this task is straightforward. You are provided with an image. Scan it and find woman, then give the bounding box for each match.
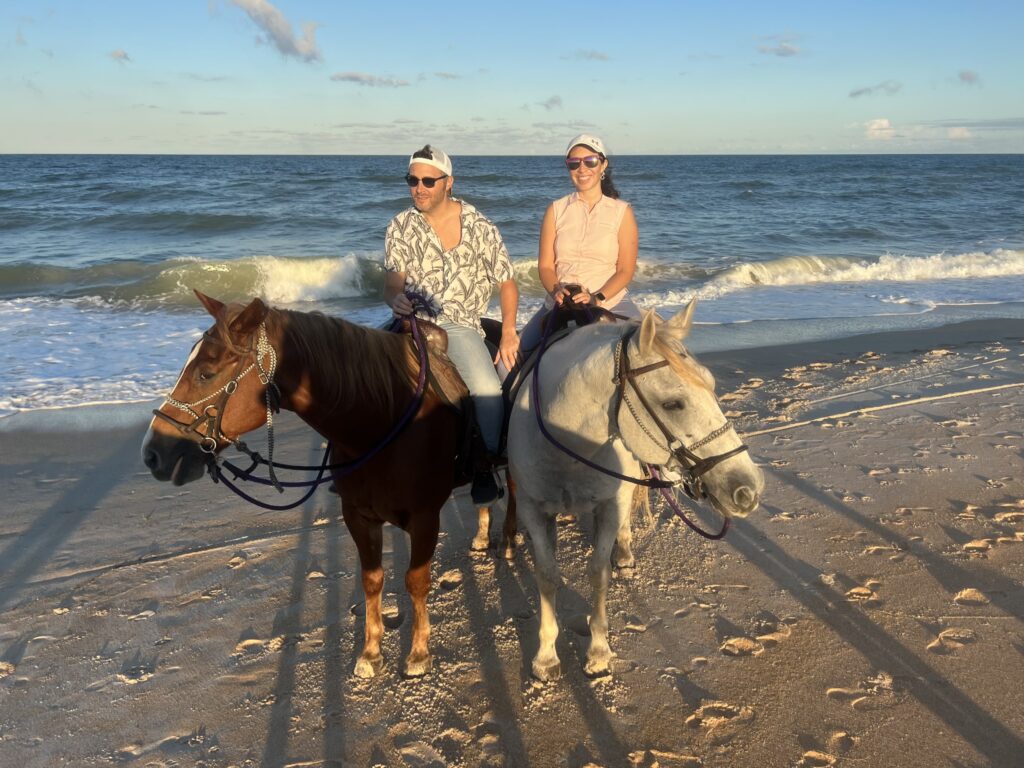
[519,133,640,352]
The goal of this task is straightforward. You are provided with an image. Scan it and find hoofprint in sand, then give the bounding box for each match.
[1,318,1022,767]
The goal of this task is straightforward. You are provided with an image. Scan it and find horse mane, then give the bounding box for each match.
[651,325,715,393]
[261,308,413,417]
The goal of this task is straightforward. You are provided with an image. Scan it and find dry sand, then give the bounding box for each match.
[2,318,1023,767]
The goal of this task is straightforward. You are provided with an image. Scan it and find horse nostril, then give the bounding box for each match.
[733,486,759,512]
[143,448,161,471]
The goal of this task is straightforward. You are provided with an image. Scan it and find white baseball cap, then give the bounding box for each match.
[408,145,452,176]
[565,133,608,157]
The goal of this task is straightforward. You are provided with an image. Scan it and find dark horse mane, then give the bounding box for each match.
[227,305,413,418]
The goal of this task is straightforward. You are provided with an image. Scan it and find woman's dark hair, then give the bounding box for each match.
[574,142,621,199]
[600,160,621,200]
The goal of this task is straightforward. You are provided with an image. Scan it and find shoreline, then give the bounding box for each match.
[4,308,1024,434]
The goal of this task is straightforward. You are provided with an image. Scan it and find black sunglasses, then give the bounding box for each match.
[405,173,448,188]
[565,155,603,171]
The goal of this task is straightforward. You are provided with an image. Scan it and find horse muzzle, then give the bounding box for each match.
[141,429,212,486]
[708,465,764,518]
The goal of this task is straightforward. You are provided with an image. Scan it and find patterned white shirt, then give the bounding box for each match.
[384,198,513,333]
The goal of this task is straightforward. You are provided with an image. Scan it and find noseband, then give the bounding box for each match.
[151,324,280,457]
[614,326,749,501]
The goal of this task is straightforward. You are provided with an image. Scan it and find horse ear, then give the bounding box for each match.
[638,309,659,356]
[665,299,697,341]
[229,297,269,336]
[194,289,225,319]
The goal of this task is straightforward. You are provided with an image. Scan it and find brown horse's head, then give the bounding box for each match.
[141,290,273,485]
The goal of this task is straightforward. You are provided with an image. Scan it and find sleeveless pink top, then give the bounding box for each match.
[548,192,630,309]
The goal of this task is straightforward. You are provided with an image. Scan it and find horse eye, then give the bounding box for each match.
[662,399,685,411]
[197,369,215,383]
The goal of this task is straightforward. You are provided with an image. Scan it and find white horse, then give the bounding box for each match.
[507,303,764,680]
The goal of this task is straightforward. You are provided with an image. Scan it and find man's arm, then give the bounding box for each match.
[495,278,520,369]
[384,270,413,316]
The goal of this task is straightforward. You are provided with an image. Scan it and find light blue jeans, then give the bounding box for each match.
[440,322,503,455]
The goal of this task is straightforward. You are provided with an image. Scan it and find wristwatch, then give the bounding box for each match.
[593,291,606,302]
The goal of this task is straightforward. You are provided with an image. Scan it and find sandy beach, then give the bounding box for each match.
[2,317,1023,768]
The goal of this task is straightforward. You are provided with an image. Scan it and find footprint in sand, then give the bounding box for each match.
[232,629,287,660]
[628,748,702,767]
[797,751,837,767]
[685,700,755,746]
[953,588,989,606]
[826,671,903,711]
[117,651,158,684]
[438,569,463,590]
[926,627,978,654]
[845,581,882,606]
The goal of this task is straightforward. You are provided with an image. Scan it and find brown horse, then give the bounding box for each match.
[141,290,509,677]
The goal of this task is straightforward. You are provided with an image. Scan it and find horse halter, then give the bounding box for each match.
[614,326,749,501]
[152,323,280,457]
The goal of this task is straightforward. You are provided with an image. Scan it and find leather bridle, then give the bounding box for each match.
[613,325,749,501]
[151,323,280,457]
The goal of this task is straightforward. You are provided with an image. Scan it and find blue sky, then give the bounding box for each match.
[3,0,1022,154]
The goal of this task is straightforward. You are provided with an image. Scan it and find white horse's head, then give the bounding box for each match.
[616,302,763,517]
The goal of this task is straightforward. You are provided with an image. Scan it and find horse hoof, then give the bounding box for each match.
[584,658,613,678]
[501,542,517,561]
[353,654,383,678]
[470,535,489,552]
[531,659,561,682]
[403,653,432,678]
[613,565,635,581]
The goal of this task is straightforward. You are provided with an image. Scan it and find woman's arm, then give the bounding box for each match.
[589,205,638,305]
[537,204,570,305]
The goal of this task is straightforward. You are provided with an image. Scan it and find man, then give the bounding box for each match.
[384,145,520,503]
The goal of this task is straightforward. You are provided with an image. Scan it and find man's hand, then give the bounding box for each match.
[389,292,414,316]
[495,327,520,371]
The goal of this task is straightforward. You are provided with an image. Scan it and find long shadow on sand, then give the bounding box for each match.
[0,434,140,612]
[728,472,1024,765]
[260,437,322,768]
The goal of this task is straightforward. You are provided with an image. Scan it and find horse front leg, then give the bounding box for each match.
[611,511,636,577]
[586,500,623,677]
[520,499,561,680]
[345,512,385,678]
[403,511,440,678]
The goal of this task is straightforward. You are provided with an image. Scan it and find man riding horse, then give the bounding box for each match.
[383,144,520,504]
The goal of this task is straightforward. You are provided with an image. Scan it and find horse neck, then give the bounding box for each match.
[267,310,413,438]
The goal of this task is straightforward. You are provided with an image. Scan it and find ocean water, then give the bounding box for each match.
[1,153,1023,423]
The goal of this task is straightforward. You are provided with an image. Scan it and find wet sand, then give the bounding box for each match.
[1,318,1023,767]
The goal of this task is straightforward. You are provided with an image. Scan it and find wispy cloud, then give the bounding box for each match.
[434,72,459,80]
[958,70,981,86]
[330,71,409,87]
[539,95,562,111]
[947,127,971,140]
[757,35,800,57]
[183,73,230,83]
[180,110,227,116]
[225,0,321,62]
[849,80,902,98]
[109,49,131,64]
[565,49,609,61]
[919,117,1024,132]
[865,117,895,140]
